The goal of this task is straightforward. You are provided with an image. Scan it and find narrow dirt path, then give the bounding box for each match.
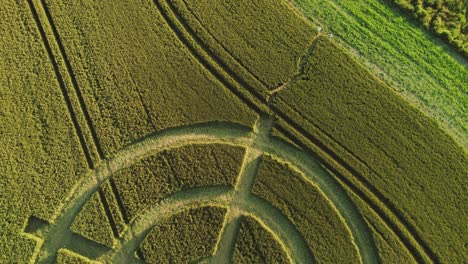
[269,31,322,96]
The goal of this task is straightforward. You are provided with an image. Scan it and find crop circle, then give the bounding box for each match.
[25,120,377,264]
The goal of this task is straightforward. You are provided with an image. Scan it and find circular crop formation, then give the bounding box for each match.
[23,117,377,264]
[10,0,463,263]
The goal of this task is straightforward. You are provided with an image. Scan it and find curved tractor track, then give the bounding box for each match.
[24,118,377,263]
[155,0,436,262]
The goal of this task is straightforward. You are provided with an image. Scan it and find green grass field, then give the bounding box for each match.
[292,0,468,148]
[1,0,466,263]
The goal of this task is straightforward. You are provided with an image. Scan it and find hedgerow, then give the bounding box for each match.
[391,0,467,56]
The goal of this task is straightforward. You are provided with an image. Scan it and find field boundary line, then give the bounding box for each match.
[325,0,458,90]
[290,0,468,149]
[156,0,433,262]
[166,0,380,190]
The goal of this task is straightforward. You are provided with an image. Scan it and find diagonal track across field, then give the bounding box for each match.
[25,0,144,260]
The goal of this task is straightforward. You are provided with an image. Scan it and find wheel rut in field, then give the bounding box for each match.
[177,0,271,90]
[26,0,140,259]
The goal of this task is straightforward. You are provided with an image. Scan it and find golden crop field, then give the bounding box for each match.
[1,0,466,263]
